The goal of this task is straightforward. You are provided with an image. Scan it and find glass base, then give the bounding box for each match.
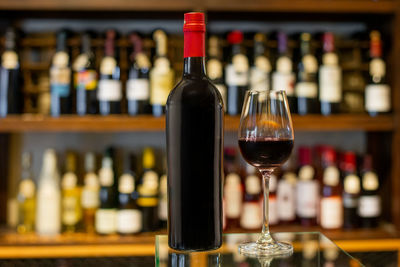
[238,240,293,257]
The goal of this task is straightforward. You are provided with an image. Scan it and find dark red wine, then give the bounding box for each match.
[166,13,223,251]
[239,138,293,168]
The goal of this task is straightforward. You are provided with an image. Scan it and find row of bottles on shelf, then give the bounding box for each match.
[16,147,167,235]
[223,145,381,231]
[0,27,390,118]
[15,144,381,236]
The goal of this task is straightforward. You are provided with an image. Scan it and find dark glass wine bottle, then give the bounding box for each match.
[75,32,98,115]
[127,33,151,116]
[225,30,249,116]
[272,32,296,113]
[0,27,21,117]
[319,32,342,115]
[98,30,122,115]
[341,151,360,229]
[50,30,72,117]
[365,30,391,116]
[207,35,226,112]
[166,12,223,251]
[296,33,319,115]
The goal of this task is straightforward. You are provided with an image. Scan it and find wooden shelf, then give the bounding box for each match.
[0,0,394,13]
[0,114,393,132]
[0,225,397,258]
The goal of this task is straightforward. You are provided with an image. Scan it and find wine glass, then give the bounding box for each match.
[238,90,294,256]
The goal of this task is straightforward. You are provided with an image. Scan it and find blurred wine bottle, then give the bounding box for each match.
[96,156,117,234]
[150,30,174,117]
[341,152,360,229]
[16,152,36,234]
[127,33,151,116]
[0,27,22,117]
[74,31,98,115]
[36,149,61,235]
[250,33,271,92]
[207,35,226,111]
[50,30,72,117]
[158,156,168,229]
[268,171,278,226]
[240,165,262,230]
[98,29,122,115]
[61,152,82,233]
[81,152,99,233]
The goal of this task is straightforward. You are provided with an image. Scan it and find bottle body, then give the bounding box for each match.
[167,55,223,251]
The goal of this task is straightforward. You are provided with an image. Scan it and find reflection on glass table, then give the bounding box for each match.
[155,232,364,267]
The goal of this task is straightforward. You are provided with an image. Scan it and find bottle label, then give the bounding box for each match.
[224,173,242,218]
[225,64,248,86]
[319,65,342,103]
[116,209,142,234]
[272,72,295,96]
[73,54,88,72]
[95,209,117,234]
[99,168,114,187]
[302,55,318,73]
[127,78,150,101]
[369,58,386,77]
[296,181,319,218]
[36,183,61,234]
[98,80,122,101]
[295,82,318,98]
[276,56,292,73]
[19,180,35,199]
[277,180,295,221]
[320,197,343,229]
[77,70,97,91]
[150,63,174,105]
[269,196,278,225]
[343,194,358,208]
[250,67,270,92]
[50,67,71,97]
[233,54,249,73]
[81,188,99,209]
[207,59,223,80]
[358,195,381,218]
[365,84,390,112]
[2,51,18,69]
[62,196,79,225]
[240,202,262,229]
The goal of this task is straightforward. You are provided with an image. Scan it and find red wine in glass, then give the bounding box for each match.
[239,138,294,169]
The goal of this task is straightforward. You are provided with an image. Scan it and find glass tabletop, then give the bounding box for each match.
[155,232,364,267]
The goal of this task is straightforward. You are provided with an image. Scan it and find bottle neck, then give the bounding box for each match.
[183,30,206,77]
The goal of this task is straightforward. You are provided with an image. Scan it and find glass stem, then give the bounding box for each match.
[257,168,275,247]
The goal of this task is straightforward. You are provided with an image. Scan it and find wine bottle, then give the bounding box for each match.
[272,32,296,112]
[61,152,82,233]
[81,152,99,233]
[240,164,262,230]
[277,171,296,224]
[250,33,271,92]
[36,149,61,235]
[296,33,319,115]
[50,30,72,117]
[319,32,342,115]
[296,147,318,226]
[138,147,159,232]
[127,33,151,116]
[268,172,278,226]
[365,30,391,116]
[16,152,36,234]
[74,32,98,115]
[117,171,142,234]
[320,147,343,229]
[223,148,242,229]
[225,30,249,116]
[166,12,223,251]
[358,155,381,228]
[0,27,21,117]
[95,156,117,234]
[98,30,122,115]
[207,35,226,112]
[158,156,168,229]
[341,152,360,229]
[150,29,174,117]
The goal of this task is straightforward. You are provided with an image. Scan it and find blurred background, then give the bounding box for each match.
[0,0,398,266]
